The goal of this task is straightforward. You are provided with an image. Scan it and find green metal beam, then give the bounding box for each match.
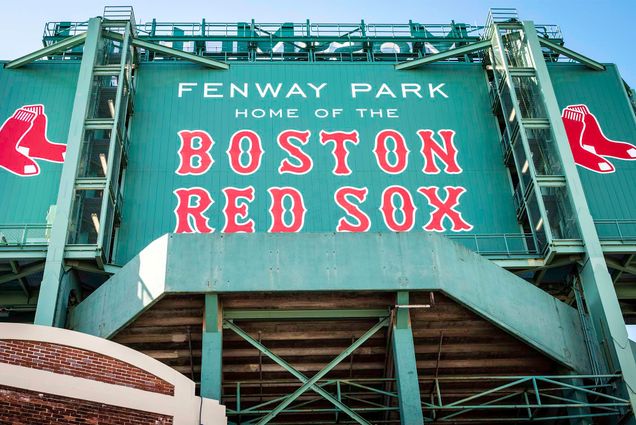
[395,38,492,70]
[538,37,605,71]
[0,262,44,285]
[606,259,636,277]
[4,32,87,69]
[612,254,635,284]
[223,308,388,320]
[0,250,47,260]
[64,260,120,275]
[252,317,389,424]
[201,294,223,400]
[103,30,229,69]
[392,292,425,425]
[132,38,229,69]
[35,17,103,327]
[563,374,592,422]
[224,319,375,425]
[9,261,30,298]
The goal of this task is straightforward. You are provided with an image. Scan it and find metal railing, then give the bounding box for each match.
[42,19,559,44]
[223,378,399,420]
[484,8,519,39]
[0,224,51,246]
[103,6,135,24]
[448,233,538,257]
[43,21,89,40]
[40,14,563,65]
[134,20,483,39]
[595,219,636,242]
[423,374,627,422]
[222,374,628,423]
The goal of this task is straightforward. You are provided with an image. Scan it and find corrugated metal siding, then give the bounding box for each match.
[115,62,519,264]
[0,62,79,224]
[550,63,636,222]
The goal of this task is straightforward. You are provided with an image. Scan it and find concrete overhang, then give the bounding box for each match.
[70,232,593,374]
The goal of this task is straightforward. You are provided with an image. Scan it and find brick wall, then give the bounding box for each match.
[0,385,173,425]
[0,339,174,396]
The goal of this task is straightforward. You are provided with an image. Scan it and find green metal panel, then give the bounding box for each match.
[115,62,520,264]
[70,231,591,374]
[0,62,79,225]
[549,64,636,230]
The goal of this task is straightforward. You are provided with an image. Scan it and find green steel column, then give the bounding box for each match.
[34,17,103,327]
[561,372,592,425]
[201,293,223,400]
[522,20,636,410]
[392,291,425,424]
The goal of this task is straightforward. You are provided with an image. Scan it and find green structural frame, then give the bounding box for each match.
[5,6,636,424]
[521,19,636,410]
[201,293,223,401]
[21,14,229,327]
[393,14,636,414]
[35,17,104,326]
[70,231,616,423]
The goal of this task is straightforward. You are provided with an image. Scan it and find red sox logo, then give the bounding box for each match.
[0,104,66,176]
[562,104,636,173]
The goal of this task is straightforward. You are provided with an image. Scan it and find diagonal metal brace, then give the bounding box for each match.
[102,30,229,70]
[395,38,492,70]
[255,317,389,424]
[132,38,229,70]
[538,37,605,71]
[224,318,389,424]
[4,33,88,69]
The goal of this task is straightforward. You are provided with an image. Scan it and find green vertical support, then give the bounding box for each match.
[392,291,425,424]
[523,20,636,410]
[564,376,592,425]
[201,293,223,400]
[54,268,82,326]
[34,17,103,327]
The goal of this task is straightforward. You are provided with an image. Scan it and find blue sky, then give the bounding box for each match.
[1,0,634,86]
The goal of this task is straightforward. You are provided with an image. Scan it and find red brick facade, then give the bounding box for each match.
[0,385,173,425]
[0,339,174,396]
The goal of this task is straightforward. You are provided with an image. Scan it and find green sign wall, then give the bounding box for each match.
[2,61,633,266]
[550,64,636,240]
[114,62,521,264]
[0,63,78,226]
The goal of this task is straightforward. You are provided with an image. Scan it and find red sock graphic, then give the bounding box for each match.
[17,104,66,162]
[565,104,636,159]
[0,109,40,176]
[561,108,614,173]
